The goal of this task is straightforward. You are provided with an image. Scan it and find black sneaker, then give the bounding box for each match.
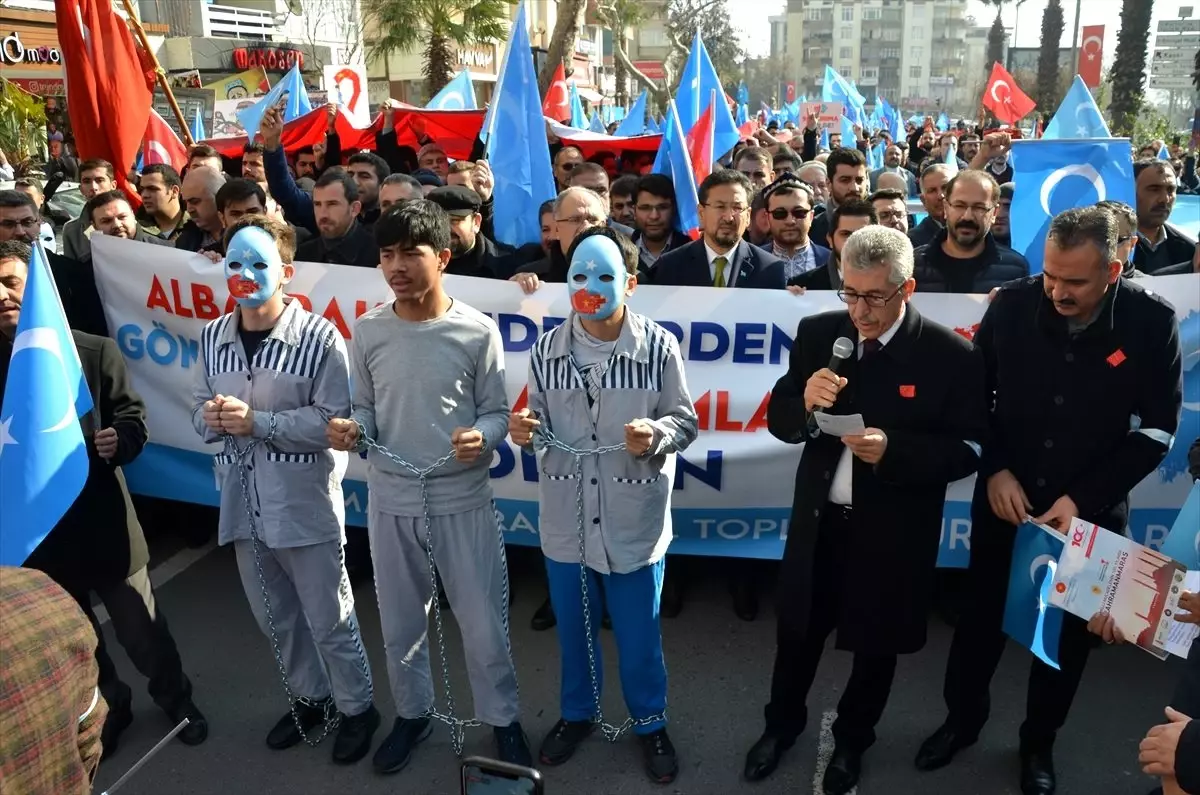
[530,597,556,631]
[266,699,329,749]
[539,718,594,766]
[639,728,679,784]
[372,716,432,775]
[332,704,381,764]
[167,699,209,746]
[494,722,533,767]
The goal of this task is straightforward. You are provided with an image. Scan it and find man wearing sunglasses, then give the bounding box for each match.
[763,177,830,282]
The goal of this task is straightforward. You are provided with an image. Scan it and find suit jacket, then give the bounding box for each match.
[869,167,918,196]
[767,306,987,654]
[650,238,786,289]
[47,252,108,338]
[2,332,150,594]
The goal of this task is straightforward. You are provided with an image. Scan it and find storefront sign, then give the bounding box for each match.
[1,31,61,65]
[233,46,305,72]
[633,60,665,80]
[9,77,66,96]
[456,46,494,71]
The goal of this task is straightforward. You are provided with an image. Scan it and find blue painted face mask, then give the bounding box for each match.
[225,226,284,308]
[568,235,627,321]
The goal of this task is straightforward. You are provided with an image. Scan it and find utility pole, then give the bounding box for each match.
[1068,0,1083,78]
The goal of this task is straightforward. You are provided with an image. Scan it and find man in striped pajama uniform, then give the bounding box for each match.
[191,215,379,764]
[509,227,698,785]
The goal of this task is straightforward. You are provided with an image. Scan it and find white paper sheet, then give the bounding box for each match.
[813,412,867,438]
[1166,571,1199,660]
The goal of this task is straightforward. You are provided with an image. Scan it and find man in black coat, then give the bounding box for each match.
[295,170,379,268]
[0,240,208,755]
[744,225,988,793]
[427,185,534,279]
[651,169,786,290]
[916,206,1183,795]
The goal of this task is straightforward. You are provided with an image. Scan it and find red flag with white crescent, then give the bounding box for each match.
[542,63,570,123]
[1077,26,1104,88]
[981,62,1036,124]
[142,108,189,172]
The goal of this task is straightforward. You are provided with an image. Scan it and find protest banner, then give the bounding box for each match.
[205,67,271,101]
[800,101,844,129]
[89,237,1200,567]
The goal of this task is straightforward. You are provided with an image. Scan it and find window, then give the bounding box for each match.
[839,46,853,59]
[860,67,878,79]
[863,7,882,20]
[910,46,924,59]
[911,26,924,38]
[883,28,900,41]
[911,3,926,17]
[639,27,668,47]
[880,47,900,59]
[805,8,824,21]
[909,65,923,78]
[842,6,854,22]
[841,26,853,39]
[840,65,855,78]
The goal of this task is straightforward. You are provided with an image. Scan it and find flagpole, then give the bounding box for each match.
[1068,0,1082,82]
[118,0,196,147]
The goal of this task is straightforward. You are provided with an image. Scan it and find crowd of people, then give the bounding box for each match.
[0,100,1199,795]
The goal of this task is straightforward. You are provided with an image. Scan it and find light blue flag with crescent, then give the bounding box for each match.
[427,69,477,110]
[650,100,701,238]
[1159,143,1171,160]
[483,0,555,247]
[237,62,311,139]
[819,126,829,150]
[784,100,801,125]
[1043,76,1109,140]
[1002,523,1065,670]
[936,112,950,132]
[589,111,607,133]
[676,32,739,159]
[737,80,750,106]
[868,140,887,170]
[0,243,95,566]
[615,90,649,136]
[191,106,206,143]
[1161,482,1200,570]
[568,82,588,129]
[839,114,856,145]
[822,65,866,126]
[1009,138,1135,273]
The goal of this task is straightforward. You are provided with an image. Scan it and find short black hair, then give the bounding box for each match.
[0,189,37,212]
[826,146,867,177]
[829,197,878,236]
[1133,159,1175,181]
[374,199,451,252]
[773,150,803,172]
[698,168,752,204]
[294,145,315,157]
[869,188,907,203]
[79,158,115,179]
[189,144,221,160]
[0,239,33,264]
[538,199,556,218]
[314,168,360,203]
[610,174,639,199]
[243,142,266,155]
[347,151,391,181]
[140,163,181,189]
[84,189,133,225]
[216,178,267,212]
[636,173,676,206]
[382,173,422,191]
[566,225,639,276]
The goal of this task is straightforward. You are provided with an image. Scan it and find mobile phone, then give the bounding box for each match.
[460,756,545,795]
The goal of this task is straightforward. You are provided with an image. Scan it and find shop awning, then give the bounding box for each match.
[575,86,605,103]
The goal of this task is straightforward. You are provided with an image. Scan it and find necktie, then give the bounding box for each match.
[861,338,883,358]
[713,256,728,288]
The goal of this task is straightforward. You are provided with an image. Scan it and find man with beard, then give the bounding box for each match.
[789,199,878,292]
[909,164,953,249]
[554,147,585,191]
[630,175,688,278]
[176,167,228,255]
[869,144,917,196]
[809,149,868,255]
[427,185,528,279]
[652,169,786,289]
[137,164,189,242]
[62,159,117,262]
[295,170,378,268]
[968,133,1015,186]
[610,175,639,227]
[870,188,909,235]
[911,170,1028,293]
[764,176,829,281]
[734,148,776,194]
[959,133,981,163]
[993,183,1013,247]
[84,191,174,250]
[1132,159,1194,274]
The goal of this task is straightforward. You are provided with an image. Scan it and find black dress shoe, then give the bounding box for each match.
[639,728,679,784]
[914,722,977,771]
[167,699,209,745]
[1020,748,1056,795]
[530,597,556,631]
[266,700,329,749]
[372,716,432,775]
[731,578,759,622]
[101,694,134,760]
[494,722,533,767]
[743,731,795,781]
[822,747,863,795]
[332,704,381,764]
[539,718,595,766]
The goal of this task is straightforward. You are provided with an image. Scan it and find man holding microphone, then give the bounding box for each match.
[743,225,987,793]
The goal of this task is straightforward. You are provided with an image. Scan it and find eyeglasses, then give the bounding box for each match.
[555,214,595,225]
[876,210,907,222]
[703,203,748,216]
[946,201,995,217]
[837,284,905,308]
[769,207,811,220]
[0,218,39,230]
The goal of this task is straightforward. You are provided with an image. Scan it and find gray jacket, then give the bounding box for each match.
[526,311,698,574]
[191,300,352,548]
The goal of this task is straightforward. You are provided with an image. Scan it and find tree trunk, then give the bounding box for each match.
[1035,0,1065,113]
[539,0,588,96]
[615,56,628,107]
[1108,0,1152,136]
[424,31,454,100]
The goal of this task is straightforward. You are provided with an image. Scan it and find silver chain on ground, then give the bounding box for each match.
[354,422,483,757]
[535,428,669,742]
[226,417,343,748]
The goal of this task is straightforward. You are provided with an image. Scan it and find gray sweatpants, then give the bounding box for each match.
[368,504,520,727]
[234,539,374,717]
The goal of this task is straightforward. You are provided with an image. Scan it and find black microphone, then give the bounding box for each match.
[812,336,855,416]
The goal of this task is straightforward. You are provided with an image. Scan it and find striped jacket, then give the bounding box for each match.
[525,311,698,575]
[191,299,352,548]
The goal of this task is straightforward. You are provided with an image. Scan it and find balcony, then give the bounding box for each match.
[203,4,281,40]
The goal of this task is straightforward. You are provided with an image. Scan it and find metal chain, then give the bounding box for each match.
[226,416,340,748]
[354,422,482,757]
[535,428,669,742]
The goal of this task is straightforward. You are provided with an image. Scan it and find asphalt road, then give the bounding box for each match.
[91,544,1182,795]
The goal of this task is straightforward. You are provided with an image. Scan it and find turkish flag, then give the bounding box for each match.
[981,62,1036,124]
[542,63,570,123]
[686,90,717,185]
[786,82,796,102]
[1077,26,1105,88]
[142,108,188,172]
[54,0,155,202]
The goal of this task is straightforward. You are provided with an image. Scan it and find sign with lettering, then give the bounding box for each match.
[233,46,305,72]
[1,31,61,66]
[456,46,495,71]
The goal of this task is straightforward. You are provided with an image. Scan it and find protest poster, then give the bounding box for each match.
[800,101,844,129]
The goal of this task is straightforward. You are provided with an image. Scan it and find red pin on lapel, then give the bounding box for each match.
[899,384,916,398]
[1106,349,1126,368]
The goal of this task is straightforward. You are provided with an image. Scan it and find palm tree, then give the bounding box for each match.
[1108,0,1152,136]
[1035,0,1064,112]
[538,0,588,96]
[363,0,512,100]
